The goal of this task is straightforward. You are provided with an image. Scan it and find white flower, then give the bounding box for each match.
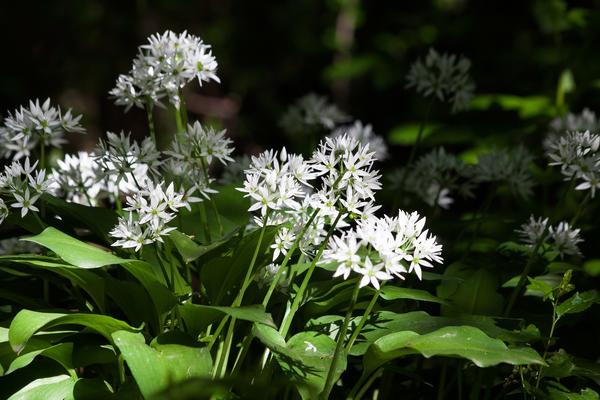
[330,121,388,161]
[356,257,392,289]
[280,93,348,137]
[110,30,220,110]
[516,215,550,247]
[1,99,85,160]
[406,48,475,113]
[549,222,582,258]
[271,227,295,261]
[11,188,40,217]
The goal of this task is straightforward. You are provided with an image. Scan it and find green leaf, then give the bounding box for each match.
[469,94,554,118]
[437,263,504,316]
[5,343,75,377]
[9,309,138,353]
[364,326,545,377]
[380,286,450,304]
[584,260,600,277]
[202,226,278,305]
[169,231,212,263]
[179,304,275,338]
[388,123,441,145]
[346,310,540,356]
[42,194,119,244]
[112,330,212,399]
[23,227,124,269]
[556,290,599,319]
[253,325,346,400]
[283,331,346,400]
[7,375,76,400]
[0,258,106,313]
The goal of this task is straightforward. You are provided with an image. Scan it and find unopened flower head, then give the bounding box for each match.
[1,98,85,160]
[110,30,220,111]
[406,48,475,113]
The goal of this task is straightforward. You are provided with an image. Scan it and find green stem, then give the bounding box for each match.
[279,211,343,338]
[570,192,590,226]
[321,279,361,399]
[179,89,189,126]
[406,98,434,168]
[199,157,223,237]
[345,287,380,352]
[504,230,547,317]
[214,213,271,376]
[145,101,157,147]
[199,202,212,242]
[174,106,184,135]
[263,208,320,307]
[535,300,559,389]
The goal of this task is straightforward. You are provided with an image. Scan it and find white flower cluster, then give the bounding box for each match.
[323,211,443,288]
[516,215,583,258]
[110,182,191,251]
[95,131,160,192]
[545,108,599,151]
[239,135,382,263]
[470,146,534,199]
[0,158,54,220]
[109,30,219,111]
[164,121,234,200]
[547,130,600,197]
[280,93,348,137]
[329,120,388,161]
[393,147,474,209]
[406,48,475,113]
[0,98,85,160]
[51,152,105,206]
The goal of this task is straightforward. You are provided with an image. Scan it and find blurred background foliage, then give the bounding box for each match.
[2,0,600,157]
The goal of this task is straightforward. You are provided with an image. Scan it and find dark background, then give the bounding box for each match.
[2,0,600,155]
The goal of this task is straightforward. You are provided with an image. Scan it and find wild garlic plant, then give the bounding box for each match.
[0,29,599,400]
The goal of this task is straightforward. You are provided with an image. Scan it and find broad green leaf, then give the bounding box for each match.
[7,375,76,400]
[283,331,346,400]
[119,260,177,319]
[380,286,449,305]
[0,258,106,313]
[557,290,599,319]
[9,309,138,353]
[5,343,75,377]
[253,325,347,400]
[469,94,554,118]
[112,330,212,399]
[584,260,600,277]
[388,123,441,145]
[346,310,540,356]
[43,194,119,244]
[169,230,211,263]
[364,325,545,377]
[179,304,276,339]
[202,226,278,305]
[23,227,124,269]
[437,263,503,316]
